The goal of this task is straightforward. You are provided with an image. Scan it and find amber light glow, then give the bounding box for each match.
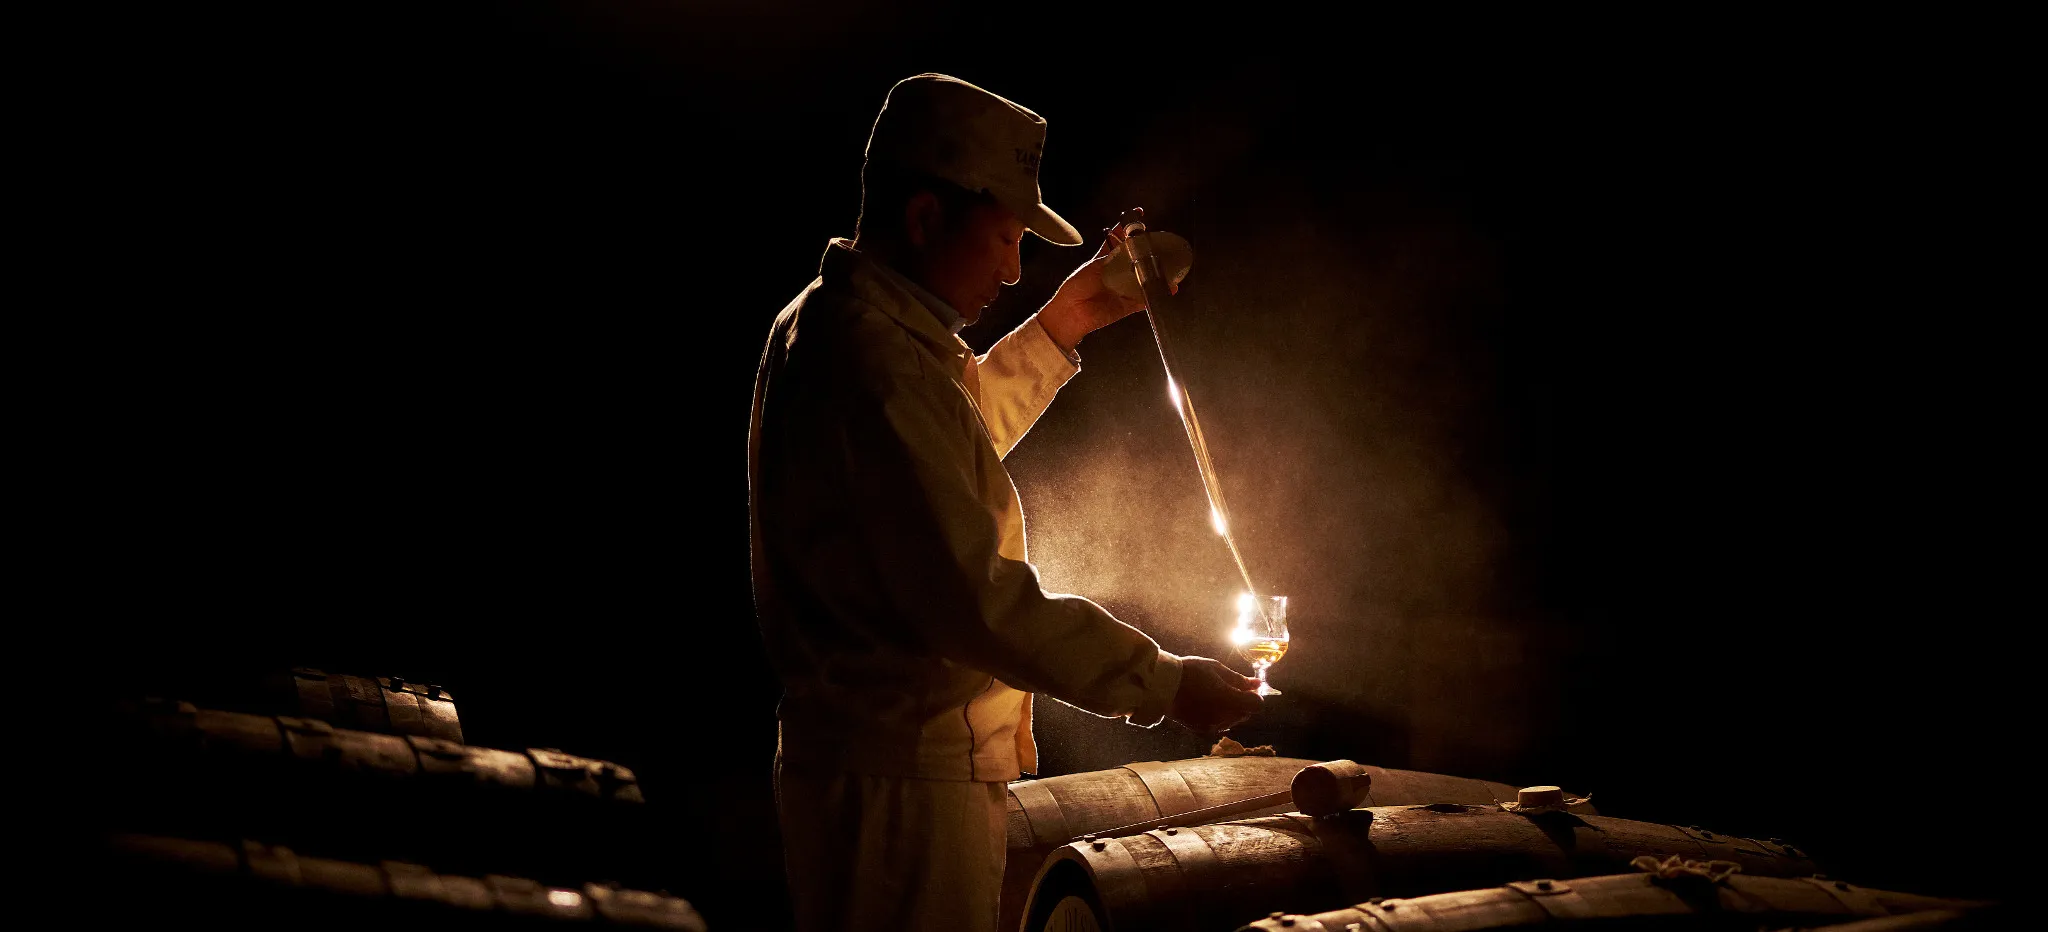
[1229,592,1256,645]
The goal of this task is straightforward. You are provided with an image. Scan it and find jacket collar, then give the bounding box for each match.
[869,261,965,336]
[819,238,972,363]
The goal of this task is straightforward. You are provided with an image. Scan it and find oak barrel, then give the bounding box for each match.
[1805,910,2013,932]
[1020,804,1819,932]
[121,667,465,742]
[98,833,706,931]
[1236,872,1991,932]
[99,698,650,886]
[271,668,464,743]
[1002,758,1589,932]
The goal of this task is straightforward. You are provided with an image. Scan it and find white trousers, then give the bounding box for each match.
[777,760,1008,932]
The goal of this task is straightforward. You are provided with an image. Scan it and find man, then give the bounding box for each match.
[747,73,1262,932]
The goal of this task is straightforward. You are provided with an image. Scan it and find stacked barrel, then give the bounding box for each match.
[96,668,2009,930]
[999,757,2004,932]
[93,669,704,930]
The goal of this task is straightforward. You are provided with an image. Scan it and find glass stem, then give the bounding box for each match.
[1255,661,1270,690]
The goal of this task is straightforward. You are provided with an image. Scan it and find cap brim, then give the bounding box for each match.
[993,193,1083,246]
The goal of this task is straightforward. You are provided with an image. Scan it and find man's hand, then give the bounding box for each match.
[1038,223,1172,354]
[1167,656,1263,737]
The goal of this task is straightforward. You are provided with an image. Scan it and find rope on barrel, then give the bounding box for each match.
[1631,853,1744,884]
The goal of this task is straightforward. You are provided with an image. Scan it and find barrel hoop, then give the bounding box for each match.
[1122,761,1200,819]
[1794,877,1891,917]
[1145,827,1219,928]
[1145,827,1219,916]
[334,674,392,733]
[1011,780,1073,846]
[1313,812,1384,905]
[292,670,336,720]
[1076,836,1151,918]
[1350,902,1405,932]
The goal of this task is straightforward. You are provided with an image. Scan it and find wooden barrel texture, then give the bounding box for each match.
[1019,804,1821,932]
[1803,909,2012,932]
[273,668,465,743]
[98,698,650,887]
[1234,872,1990,932]
[122,668,465,742]
[1002,759,1589,932]
[98,833,706,931]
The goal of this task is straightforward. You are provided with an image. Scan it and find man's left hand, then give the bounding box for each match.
[1038,224,1174,354]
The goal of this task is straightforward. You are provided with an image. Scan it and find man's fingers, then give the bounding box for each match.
[1172,656,1266,736]
[1194,656,1256,686]
[1092,226,1124,262]
[1207,661,1258,692]
[1207,664,1263,720]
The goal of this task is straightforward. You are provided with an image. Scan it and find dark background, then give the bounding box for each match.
[80,4,2020,928]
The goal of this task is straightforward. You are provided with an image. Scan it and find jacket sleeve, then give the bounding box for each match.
[974,313,1079,460]
[830,359,1182,725]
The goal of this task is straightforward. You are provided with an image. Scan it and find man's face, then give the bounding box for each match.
[919,200,1025,323]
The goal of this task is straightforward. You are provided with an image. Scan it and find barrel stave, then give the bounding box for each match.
[1727,876,1981,918]
[100,698,651,886]
[1804,911,1999,932]
[100,833,707,930]
[193,706,287,755]
[1347,807,1578,895]
[1239,873,1991,932]
[408,736,537,790]
[1414,886,1558,929]
[1050,769,1155,830]
[1005,759,1599,932]
[1168,757,1327,807]
[1003,757,1322,932]
[282,669,466,742]
[1361,767,1517,809]
[1027,805,1826,932]
[1009,758,1323,850]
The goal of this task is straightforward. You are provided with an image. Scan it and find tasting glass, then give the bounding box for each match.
[1230,594,1289,697]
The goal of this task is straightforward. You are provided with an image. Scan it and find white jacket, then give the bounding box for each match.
[750,239,1184,782]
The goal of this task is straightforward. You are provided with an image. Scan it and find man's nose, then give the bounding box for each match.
[1001,245,1021,286]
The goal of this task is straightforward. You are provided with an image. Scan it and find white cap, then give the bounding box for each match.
[863,73,1084,246]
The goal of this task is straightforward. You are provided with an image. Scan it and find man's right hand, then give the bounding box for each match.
[1167,656,1264,736]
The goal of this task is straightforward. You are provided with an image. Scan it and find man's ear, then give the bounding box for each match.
[903,190,942,248]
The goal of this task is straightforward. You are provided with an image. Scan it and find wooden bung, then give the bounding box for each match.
[1290,759,1373,817]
